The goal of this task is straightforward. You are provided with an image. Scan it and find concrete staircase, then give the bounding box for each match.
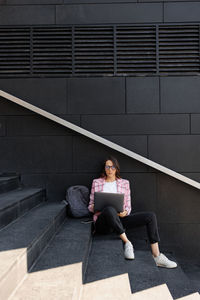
[0,174,66,299]
[83,234,200,300]
[1,174,199,300]
[11,226,200,300]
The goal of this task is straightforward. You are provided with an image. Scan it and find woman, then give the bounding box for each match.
[88,156,177,268]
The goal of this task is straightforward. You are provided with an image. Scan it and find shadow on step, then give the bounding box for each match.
[84,233,165,292]
[28,218,92,275]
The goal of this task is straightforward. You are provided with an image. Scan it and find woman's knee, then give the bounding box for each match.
[146,211,157,223]
[102,206,117,217]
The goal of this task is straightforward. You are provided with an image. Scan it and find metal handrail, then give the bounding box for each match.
[0,89,200,190]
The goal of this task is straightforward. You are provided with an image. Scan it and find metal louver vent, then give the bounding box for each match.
[32,27,72,75]
[74,26,113,75]
[116,26,157,75]
[0,24,199,77]
[0,27,30,75]
[159,25,199,73]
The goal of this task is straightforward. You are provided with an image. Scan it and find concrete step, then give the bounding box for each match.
[11,218,92,300]
[82,274,132,300]
[83,234,173,300]
[84,234,199,300]
[177,293,200,300]
[177,257,200,295]
[0,187,45,230]
[0,202,66,300]
[0,175,20,194]
[84,235,164,291]
[130,284,173,300]
[157,252,199,299]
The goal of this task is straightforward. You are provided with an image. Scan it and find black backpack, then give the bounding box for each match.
[65,185,90,218]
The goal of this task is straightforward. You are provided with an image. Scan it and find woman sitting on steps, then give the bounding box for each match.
[88,156,177,269]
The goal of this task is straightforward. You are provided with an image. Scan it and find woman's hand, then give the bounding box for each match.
[118,210,127,218]
[90,204,94,212]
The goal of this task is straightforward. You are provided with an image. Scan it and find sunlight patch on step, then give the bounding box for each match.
[0,248,27,281]
[12,262,82,300]
[0,248,27,300]
[82,274,131,300]
[177,292,200,300]
[130,284,173,300]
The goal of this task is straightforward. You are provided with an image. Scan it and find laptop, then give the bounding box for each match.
[94,192,124,213]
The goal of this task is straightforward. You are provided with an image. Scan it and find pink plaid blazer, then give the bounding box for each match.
[88,177,132,222]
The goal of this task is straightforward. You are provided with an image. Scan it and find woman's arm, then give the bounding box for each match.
[124,180,132,215]
[118,179,132,218]
[88,179,95,213]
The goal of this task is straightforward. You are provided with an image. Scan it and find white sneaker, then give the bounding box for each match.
[124,241,134,260]
[153,253,177,268]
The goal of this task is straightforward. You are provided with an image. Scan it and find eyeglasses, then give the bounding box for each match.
[105,165,116,170]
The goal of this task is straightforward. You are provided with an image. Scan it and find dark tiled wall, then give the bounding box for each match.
[1,1,200,25]
[1,76,199,176]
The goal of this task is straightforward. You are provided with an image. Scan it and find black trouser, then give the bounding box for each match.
[95,206,160,244]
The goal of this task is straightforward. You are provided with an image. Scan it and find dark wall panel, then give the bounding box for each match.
[159,223,200,258]
[0,96,33,115]
[0,79,67,114]
[21,172,97,201]
[63,0,137,3]
[68,78,125,114]
[149,135,200,172]
[126,77,159,114]
[56,3,162,24]
[157,173,200,257]
[103,135,148,157]
[73,135,147,172]
[4,0,139,3]
[157,173,200,223]
[161,77,200,113]
[182,172,200,182]
[0,5,55,25]
[0,117,6,136]
[191,114,200,134]
[0,136,73,172]
[81,114,189,135]
[6,115,79,136]
[139,0,188,2]
[45,173,98,201]
[2,0,196,3]
[7,0,62,4]
[164,2,200,22]
[123,172,157,212]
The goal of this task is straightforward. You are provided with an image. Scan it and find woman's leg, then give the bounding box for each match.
[151,242,160,257]
[120,232,130,243]
[121,212,177,267]
[95,206,134,259]
[95,206,125,235]
[121,211,160,245]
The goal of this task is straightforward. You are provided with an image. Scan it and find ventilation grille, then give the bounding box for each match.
[159,25,200,73]
[0,27,30,74]
[0,24,199,76]
[74,26,113,75]
[116,26,157,75]
[32,27,72,75]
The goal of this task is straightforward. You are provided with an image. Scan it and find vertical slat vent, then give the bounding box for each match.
[0,27,30,75]
[74,26,114,75]
[116,26,157,75]
[159,25,199,73]
[32,27,72,75]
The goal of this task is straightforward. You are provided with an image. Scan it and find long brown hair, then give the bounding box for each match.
[100,156,121,179]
